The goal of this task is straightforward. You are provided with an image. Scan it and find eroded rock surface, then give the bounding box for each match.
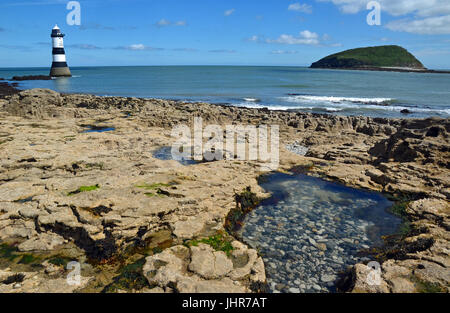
[142,242,264,293]
[0,89,448,293]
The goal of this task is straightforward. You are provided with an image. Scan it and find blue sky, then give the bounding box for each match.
[0,0,449,68]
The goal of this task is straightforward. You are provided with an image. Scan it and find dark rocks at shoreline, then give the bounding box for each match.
[0,82,20,98]
[11,75,51,81]
[400,109,412,114]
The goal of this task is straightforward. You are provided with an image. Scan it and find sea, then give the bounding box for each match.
[1,66,449,119]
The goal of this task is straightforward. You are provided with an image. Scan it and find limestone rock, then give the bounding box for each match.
[188,244,233,279]
[0,88,448,293]
[143,245,189,288]
[18,232,65,252]
[351,264,390,293]
[173,217,205,240]
[143,244,254,293]
[177,276,246,293]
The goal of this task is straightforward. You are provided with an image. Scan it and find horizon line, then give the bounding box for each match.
[1,64,313,69]
[1,65,450,71]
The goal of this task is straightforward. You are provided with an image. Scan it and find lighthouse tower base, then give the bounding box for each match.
[50,66,72,77]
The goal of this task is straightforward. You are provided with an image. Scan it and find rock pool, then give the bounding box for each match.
[82,125,115,133]
[238,172,402,293]
[152,146,197,166]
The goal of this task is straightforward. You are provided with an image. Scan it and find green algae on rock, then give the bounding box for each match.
[67,184,100,196]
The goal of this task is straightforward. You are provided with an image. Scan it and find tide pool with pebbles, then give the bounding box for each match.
[238,173,401,293]
[152,146,198,166]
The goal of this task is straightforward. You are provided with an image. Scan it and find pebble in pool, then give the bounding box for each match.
[238,172,401,293]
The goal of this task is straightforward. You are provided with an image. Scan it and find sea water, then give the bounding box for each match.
[238,173,401,293]
[1,66,449,118]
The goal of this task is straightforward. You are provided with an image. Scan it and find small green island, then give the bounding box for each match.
[310,45,449,73]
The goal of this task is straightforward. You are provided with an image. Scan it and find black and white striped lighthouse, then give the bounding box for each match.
[50,25,71,77]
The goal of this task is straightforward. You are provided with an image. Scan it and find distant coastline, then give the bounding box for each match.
[310,66,450,74]
[310,45,450,74]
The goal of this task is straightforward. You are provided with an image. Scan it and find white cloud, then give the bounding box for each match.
[322,33,331,41]
[116,44,163,51]
[386,15,450,35]
[316,0,365,14]
[174,20,187,26]
[173,48,198,52]
[318,0,450,34]
[224,9,235,16]
[319,0,450,16]
[266,30,320,45]
[1,0,66,6]
[129,44,146,50]
[288,3,313,14]
[156,19,171,27]
[155,19,187,27]
[209,49,236,53]
[414,48,450,56]
[271,50,299,54]
[68,44,102,50]
[248,35,260,42]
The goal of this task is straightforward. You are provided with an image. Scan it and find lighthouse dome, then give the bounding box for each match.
[51,25,64,38]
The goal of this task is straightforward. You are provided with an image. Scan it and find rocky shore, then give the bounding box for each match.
[0,82,20,98]
[311,67,450,74]
[0,88,448,293]
[10,75,52,82]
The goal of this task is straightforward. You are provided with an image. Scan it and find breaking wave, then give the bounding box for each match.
[243,97,261,102]
[281,95,395,106]
[233,96,450,116]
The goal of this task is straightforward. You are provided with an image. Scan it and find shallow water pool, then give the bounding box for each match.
[82,125,115,133]
[152,146,197,166]
[238,172,401,293]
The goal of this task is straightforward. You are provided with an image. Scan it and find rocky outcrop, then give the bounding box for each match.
[0,88,448,293]
[0,82,20,98]
[142,241,265,293]
[11,75,52,81]
[339,198,449,293]
[369,118,449,167]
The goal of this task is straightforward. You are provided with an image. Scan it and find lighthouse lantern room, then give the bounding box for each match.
[50,25,72,77]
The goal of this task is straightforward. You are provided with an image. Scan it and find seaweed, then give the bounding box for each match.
[144,192,165,198]
[135,183,172,190]
[136,182,183,198]
[18,254,39,265]
[385,193,417,238]
[67,184,100,196]
[83,205,112,217]
[224,187,259,235]
[2,273,25,285]
[290,163,315,174]
[48,256,72,267]
[0,243,18,261]
[412,276,446,293]
[186,232,234,257]
[86,162,105,170]
[249,281,270,293]
[101,257,149,293]
[373,237,435,262]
